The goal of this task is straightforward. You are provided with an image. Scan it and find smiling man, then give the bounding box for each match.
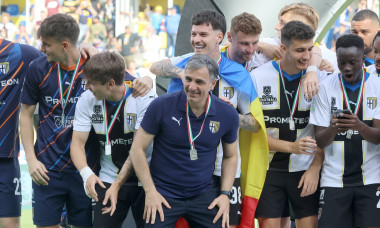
[252,21,325,228]
[310,34,380,228]
[131,54,239,228]
[70,52,156,228]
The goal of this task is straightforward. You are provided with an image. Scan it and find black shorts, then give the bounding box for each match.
[213,175,241,225]
[256,170,319,219]
[93,183,145,228]
[318,184,380,227]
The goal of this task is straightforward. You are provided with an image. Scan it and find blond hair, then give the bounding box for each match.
[279,3,319,31]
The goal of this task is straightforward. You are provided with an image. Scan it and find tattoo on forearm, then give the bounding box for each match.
[151,61,183,78]
[239,114,260,132]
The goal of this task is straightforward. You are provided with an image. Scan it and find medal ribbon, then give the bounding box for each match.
[279,61,302,121]
[103,82,133,146]
[57,53,81,116]
[186,94,212,151]
[226,46,248,70]
[339,70,365,115]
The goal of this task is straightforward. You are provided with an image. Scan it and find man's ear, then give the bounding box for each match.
[280,43,287,54]
[62,41,70,50]
[210,78,217,91]
[227,32,232,43]
[108,79,116,88]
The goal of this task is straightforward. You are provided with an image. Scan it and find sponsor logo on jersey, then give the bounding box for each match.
[209,121,220,133]
[99,138,133,146]
[331,97,337,113]
[260,86,278,105]
[223,87,234,99]
[264,116,309,125]
[91,105,103,123]
[54,115,74,128]
[127,113,137,128]
[0,78,19,87]
[93,105,101,114]
[44,96,79,105]
[0,62,9,74]
[367,97,377,110]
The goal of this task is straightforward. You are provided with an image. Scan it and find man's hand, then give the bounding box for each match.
[298,165,320,197]
[303,71,319,101]
[319,59,334,73]
[208,194,230,228]
[79,42,99,59]
[102,181,122,216]
[291,136,317,155]
[144,190,171,224]
[28,158,50,186]
[85,174,106,202]
[334,112,366,132]
[132,77,153,97]
[259,42,285,59]
[219,96,235,108]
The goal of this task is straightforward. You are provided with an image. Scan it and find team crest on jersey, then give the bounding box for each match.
[93,105,101,114]
[209,121,220,133]
[223,87,234,99]
[127,113,137,128]
[0,62,9,74]
[367,97,377,110]
[260,86,277,105]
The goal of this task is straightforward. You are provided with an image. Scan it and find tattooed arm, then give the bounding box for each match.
[150,59,185,79]
[239,113,260,133]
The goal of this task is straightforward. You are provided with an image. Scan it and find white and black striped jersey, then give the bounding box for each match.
[251,60,326,172]
[310,72,380,188]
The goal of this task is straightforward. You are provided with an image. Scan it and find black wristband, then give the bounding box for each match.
[220,190,231,199]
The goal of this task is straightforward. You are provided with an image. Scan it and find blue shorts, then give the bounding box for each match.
[0,158,21,217]
[32,171,92,226]
[145,188,222,228]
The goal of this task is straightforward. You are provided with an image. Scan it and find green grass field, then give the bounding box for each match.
[21,210,34,227]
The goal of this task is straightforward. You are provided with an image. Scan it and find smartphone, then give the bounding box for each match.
[336,109,351,119]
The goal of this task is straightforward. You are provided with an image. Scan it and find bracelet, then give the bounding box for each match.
[306,65,318,73]
[220,190,232,199]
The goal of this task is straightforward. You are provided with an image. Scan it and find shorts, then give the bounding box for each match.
[256,170,319,219]
[0,158,21,217]
[318,184,380,227]
[213,175,241,225]
[93,182,145,228]
[32,171,92,226]
[145,188,222,228]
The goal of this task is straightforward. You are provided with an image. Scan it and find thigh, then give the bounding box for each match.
[186,188,222,228]
[317,187,354,228]
[145,196,185,228]
[354,184,380,227]
[256,171,288,218]
[32,172,67,226]
[93,183,129,228]
[130,186,146,228]
[65,172,92,227]
[0,158,21,218]
[286,171,319,219]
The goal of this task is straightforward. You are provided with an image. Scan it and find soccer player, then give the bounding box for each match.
[310,34,380,227]
[70,52,156,228]
[351,9,380,67]
[19,13,151,228]
[0,38,42,228]
[256,3,337,99]
[150,10,267,227]
[131,54,239,227]
[252,21,324,228]
[368,31,380,76]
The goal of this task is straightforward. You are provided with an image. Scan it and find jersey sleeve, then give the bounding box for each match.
[73,91,93,132]
[140,96,164,135]
[20,61,42,105]
[221,106,239,144]
[309,83,331,127]
[237,89,251,115]
[170,53,194,65]
[135,89,157,130]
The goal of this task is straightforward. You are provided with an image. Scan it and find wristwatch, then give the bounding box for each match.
[220,190,232,199]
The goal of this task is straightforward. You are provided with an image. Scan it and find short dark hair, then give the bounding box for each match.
[281,20,315,47]
[336,34,364,54]
[191,9,226,37]
[352,9,380,25]
[185,54,219,81]
[373,31,380,44]
[37,13,79,44]
[84,52,125,85]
